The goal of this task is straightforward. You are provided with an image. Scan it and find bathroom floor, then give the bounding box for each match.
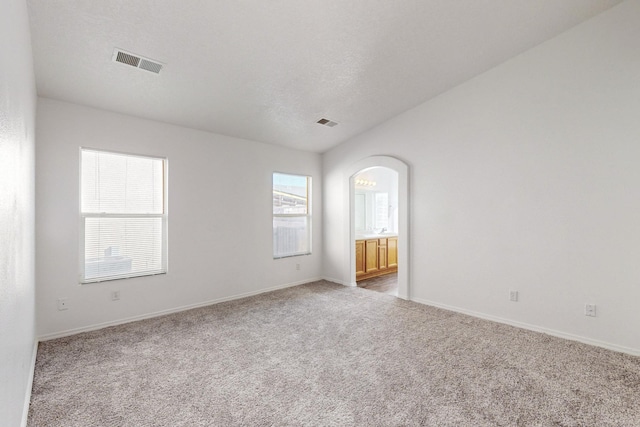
[357,272,398,296]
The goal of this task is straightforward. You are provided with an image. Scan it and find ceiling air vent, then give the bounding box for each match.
[112,49,163,74]
[317,118,338,127]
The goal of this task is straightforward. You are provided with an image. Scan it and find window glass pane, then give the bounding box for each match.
[273,216,310,258]
[81,150,164,214]
[273,173,307,215]
[374,192,389,230]
[85,217,163,280]
[273,172,310,258]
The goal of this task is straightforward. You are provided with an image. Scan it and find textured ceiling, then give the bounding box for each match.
[27,0,622,153]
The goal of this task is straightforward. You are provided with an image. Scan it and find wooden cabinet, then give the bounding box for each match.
[365,239,379,274]
[387,237,398,268]
[378,238,387,270]
[355,240,365,276]
[356,237,398,281]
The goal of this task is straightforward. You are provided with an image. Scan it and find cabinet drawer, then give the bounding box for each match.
[378,238,387,246]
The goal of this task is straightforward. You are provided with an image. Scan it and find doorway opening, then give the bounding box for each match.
[353,167,399,296]
[346,156,409,299]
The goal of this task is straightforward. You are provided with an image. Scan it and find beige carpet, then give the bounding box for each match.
[28,281,640,426]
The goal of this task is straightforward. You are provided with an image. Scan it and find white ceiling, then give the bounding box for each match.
[27,0,622,153]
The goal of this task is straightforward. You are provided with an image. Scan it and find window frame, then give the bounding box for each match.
[79,147,168,284]
[272,172,312,259]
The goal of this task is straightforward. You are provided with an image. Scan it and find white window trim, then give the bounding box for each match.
[79,147,168,284]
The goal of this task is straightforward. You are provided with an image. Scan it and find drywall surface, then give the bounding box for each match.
[0,0,37,425]
[323,1,640,354]
[36,98,322,337]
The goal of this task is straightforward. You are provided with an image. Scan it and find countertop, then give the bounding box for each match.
[356,233,398,240]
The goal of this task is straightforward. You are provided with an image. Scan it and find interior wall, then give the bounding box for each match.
[36,98,322,338]
[0,0,37,425]
[323,0,640,354]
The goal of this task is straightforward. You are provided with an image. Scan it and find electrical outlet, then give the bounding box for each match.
[585,304,596,317]
[57,297,69,311]
[509,290,518,302]
[111,291,121,301]
[296,263,300,271]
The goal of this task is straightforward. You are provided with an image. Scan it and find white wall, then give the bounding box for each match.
[36,98,322,338]
[0,0,37,425]
[323,0,640,354]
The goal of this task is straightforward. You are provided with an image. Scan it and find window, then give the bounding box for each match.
[80,148,167,283]
[273,173,311,258]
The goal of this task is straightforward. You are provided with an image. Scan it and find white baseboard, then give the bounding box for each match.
[411,297,640,357]
[21,339,38,427]
[39,278,321,342]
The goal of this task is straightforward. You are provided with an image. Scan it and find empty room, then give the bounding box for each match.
[2,0,640,426]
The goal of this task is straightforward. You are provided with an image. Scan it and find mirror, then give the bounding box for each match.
[354,190,389,232]
[354,167,398,235]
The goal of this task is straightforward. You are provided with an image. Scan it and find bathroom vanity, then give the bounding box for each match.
[355,235,398,281]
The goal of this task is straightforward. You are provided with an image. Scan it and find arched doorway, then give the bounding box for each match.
[345,156,409,299]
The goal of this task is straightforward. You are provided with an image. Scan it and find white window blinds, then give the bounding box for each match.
[80,149,167,282]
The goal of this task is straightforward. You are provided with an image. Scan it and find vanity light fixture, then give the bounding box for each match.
[355,179,376,187]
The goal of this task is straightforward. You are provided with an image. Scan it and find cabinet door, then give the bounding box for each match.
[365,240,379,273]
[387,237,398,268]
[355,240,365,277]
[378,246,387,270]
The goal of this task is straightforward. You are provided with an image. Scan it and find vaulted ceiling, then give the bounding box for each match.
[27,0,622,153]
